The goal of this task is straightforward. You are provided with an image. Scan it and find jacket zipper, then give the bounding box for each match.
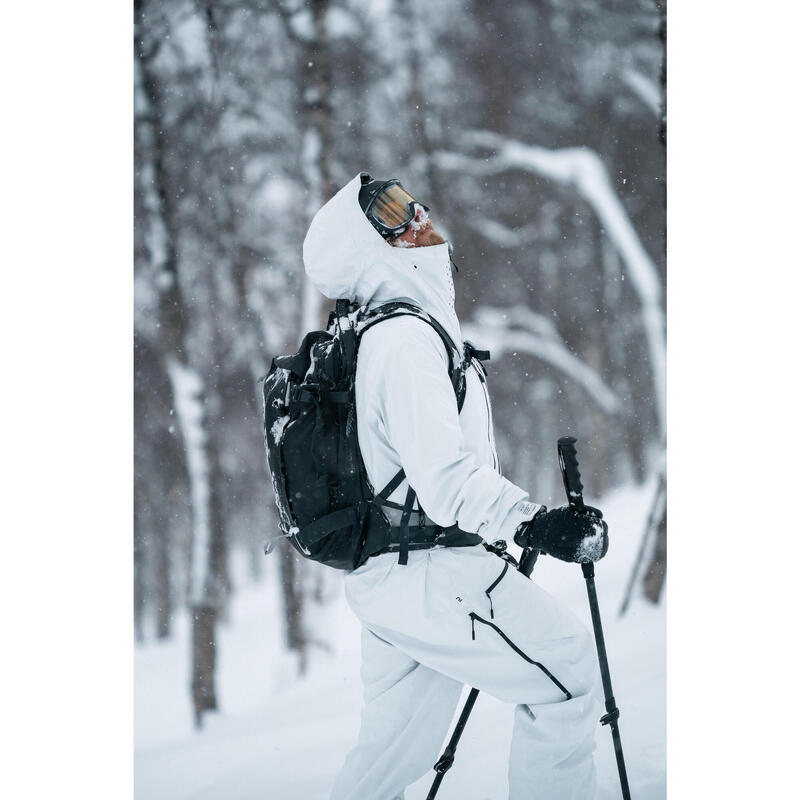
[468,612,572,700]
[471,359,499,473]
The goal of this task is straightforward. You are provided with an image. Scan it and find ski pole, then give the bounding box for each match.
[557,436,632,800]
[426,686,479,800]
[426,543,540,800]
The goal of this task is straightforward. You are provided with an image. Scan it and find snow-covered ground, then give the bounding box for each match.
[135,481,665,799]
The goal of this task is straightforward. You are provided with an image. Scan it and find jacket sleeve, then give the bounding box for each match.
[361,316,541,542]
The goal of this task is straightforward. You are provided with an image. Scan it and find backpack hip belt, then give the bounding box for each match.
[366,523,482,560]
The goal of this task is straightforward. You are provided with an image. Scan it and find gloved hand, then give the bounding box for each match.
[514,505,609,563]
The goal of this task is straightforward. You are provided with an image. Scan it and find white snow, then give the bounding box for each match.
[388,205,432,247]
[408,203,430,233]
[135,480,665,799]
[270,414,290,446]
[577,517,608,562]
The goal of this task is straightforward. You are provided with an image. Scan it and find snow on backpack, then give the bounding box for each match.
[262,299,471,570]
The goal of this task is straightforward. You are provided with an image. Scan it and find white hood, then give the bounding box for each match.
[303,173,462,346]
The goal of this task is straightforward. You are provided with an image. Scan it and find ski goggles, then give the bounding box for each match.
[359,173,430,238]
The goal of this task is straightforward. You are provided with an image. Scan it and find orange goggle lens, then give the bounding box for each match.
[371,183,421,229]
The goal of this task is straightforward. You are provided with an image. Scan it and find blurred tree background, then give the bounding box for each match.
[134,0,665,726]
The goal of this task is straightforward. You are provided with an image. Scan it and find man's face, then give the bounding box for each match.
[389,205,446,248]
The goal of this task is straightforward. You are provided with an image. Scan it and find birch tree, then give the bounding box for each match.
[135,0,229,726]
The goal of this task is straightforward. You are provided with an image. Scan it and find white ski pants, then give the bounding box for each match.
[330,544,601,800]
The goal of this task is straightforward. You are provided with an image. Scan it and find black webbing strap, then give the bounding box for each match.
[298,506,358,546]
[359,302,466,413]
[398,485,416,566]
[464,341,491,362]
[335,298,351,317]
[376,467,406,502]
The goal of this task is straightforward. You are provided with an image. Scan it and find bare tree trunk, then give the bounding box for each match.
[136,0,224,726]
[474,0,513,136]
[396,0,443,206]
[189,425,227,714]
[300,0,335,335]
[191,605,218,726]
[133,476,148,644]
[602,237,642,484]
[271,0,338,670]
[643,499,667,604]
[154,510,172,640]
[642,0,668,604]
[619,472,665,616]
[277,540,308,675]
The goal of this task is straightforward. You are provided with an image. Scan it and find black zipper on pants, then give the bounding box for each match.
[484,561,509,619]
[469,612,572,700]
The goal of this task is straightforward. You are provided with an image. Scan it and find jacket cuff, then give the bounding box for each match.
[498,498,543,541]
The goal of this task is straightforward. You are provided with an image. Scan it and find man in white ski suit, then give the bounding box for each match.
[303,173,604,800]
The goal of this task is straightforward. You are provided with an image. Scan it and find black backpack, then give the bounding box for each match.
[262,299,469,570]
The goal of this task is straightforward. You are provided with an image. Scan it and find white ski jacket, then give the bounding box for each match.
[303,173,540,545]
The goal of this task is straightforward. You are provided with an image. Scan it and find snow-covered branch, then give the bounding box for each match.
[166,357,212,607]
[620,68,661,117]
[462,305,621,416]
[435,131,665,440]
[473,219,541,248]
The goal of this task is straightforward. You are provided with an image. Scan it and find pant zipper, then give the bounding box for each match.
[468,612,573,700]
[484,561,509,619]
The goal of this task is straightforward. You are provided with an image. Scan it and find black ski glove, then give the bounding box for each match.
[513,505,609,563]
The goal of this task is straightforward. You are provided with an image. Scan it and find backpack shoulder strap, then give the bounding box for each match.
[358,301,466,412]
[355,301,467,506]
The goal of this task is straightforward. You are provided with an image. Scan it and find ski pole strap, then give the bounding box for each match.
[398,485,416,565]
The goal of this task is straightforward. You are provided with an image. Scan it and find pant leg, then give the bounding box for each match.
[507,633,599,799]
[344,545,602,800]
[330,627,463,800]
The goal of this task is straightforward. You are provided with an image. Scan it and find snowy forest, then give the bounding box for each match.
[134,0,666,797]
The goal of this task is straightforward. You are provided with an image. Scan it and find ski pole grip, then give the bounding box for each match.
[557,436,587,512]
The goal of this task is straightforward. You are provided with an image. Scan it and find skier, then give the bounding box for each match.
[302,172,609,800]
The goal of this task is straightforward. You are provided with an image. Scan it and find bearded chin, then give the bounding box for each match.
[388,228,447,248]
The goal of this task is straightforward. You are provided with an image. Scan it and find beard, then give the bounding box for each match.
[418,227,446,247]
[388,224,446,248]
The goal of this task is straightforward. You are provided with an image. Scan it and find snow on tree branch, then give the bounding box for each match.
[462,305,621,416]
[620,68,661,117]
[166,357,212,607]
[474,219,541,248]
[435,131,665,440]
